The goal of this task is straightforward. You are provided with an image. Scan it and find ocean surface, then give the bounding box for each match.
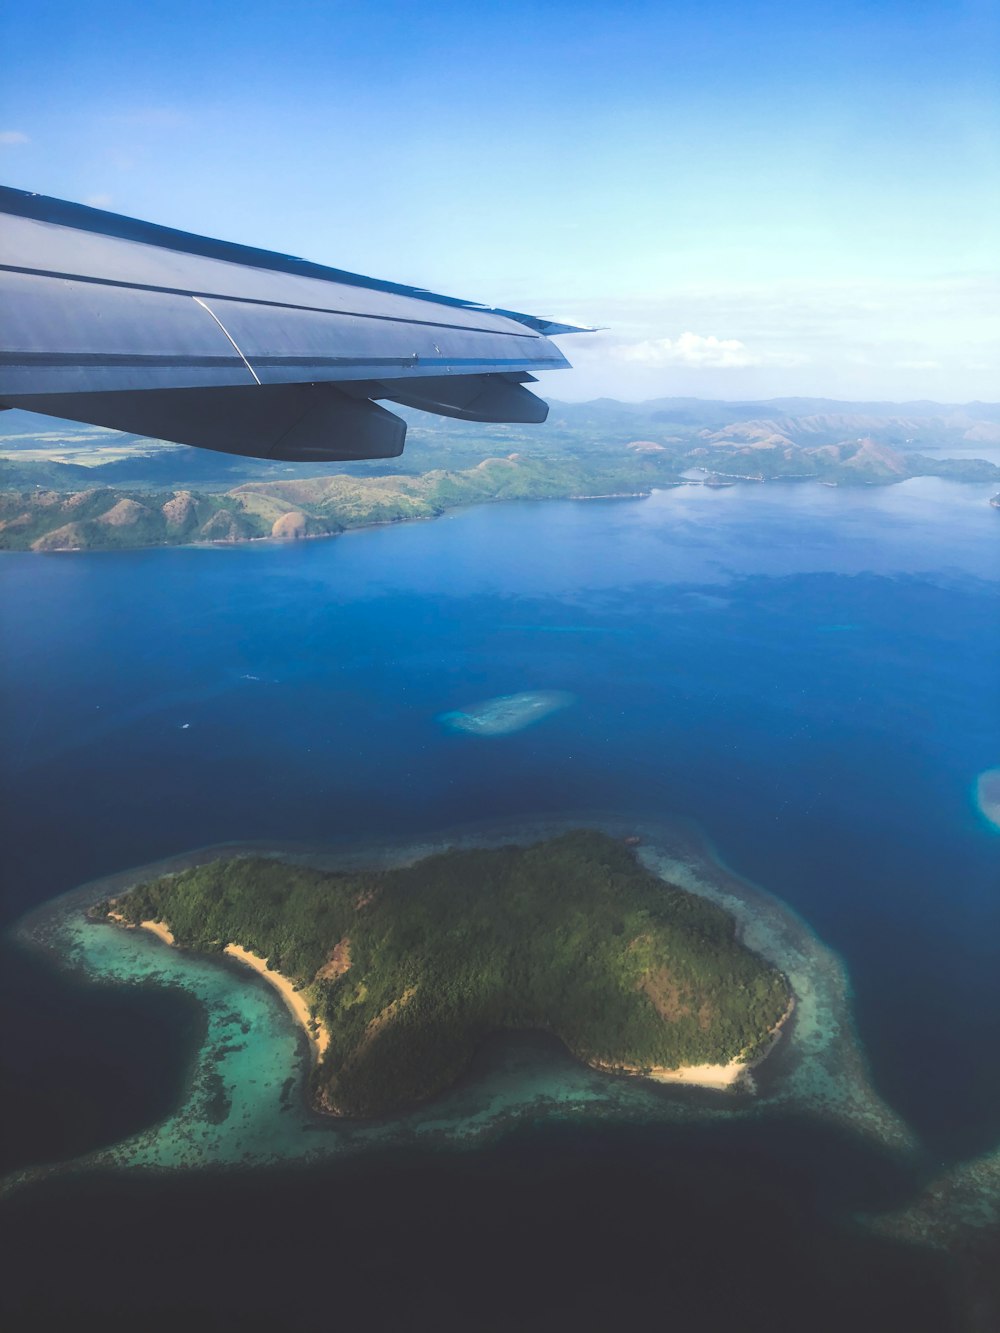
[1,477,998,1331]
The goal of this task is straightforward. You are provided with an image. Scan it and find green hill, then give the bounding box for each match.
[0,453,678,552]
[99,830,791,1118]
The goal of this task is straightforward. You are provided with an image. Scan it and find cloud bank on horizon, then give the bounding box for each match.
[1,0,996,403]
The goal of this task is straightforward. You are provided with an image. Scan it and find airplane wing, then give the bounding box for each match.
[0,186,587,462]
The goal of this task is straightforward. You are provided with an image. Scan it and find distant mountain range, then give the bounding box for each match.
[543,397,1000,451]
[2,434,997,553]
[1,398,998,551]
[2,397,998,492]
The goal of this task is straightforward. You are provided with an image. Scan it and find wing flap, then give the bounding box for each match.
[381,374,549,424]
[7,384,407,461]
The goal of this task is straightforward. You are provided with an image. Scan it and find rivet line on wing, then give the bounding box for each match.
[192,296,262,386]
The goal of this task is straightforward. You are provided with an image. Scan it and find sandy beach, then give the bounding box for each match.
[122,913,328,1064]
[140,919,176,946]
[224,944,330,1063]
[591,1055,748,1091]
[647,1060,748,1089]
[103,911,176,946]
[592,995,795,1093]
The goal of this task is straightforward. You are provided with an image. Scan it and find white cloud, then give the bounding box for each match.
[614,332,760,369]
[84,193,114,209]
[541,275,998,400]
[0,130,29,145]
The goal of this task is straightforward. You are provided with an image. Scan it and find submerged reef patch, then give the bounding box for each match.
[861,1142,1000,1251]
[974,767,1000,831]
[438,690,574,736]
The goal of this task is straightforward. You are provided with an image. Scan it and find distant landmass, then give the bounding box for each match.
[2,441,997,554]
[95,830,792,1118]
[2,397,998,552]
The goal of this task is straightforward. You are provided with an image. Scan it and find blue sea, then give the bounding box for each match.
[1,477,998,1331]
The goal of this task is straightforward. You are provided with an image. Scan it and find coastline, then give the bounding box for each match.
[104,911,176,947]
[223,943,330,1064]
[590,1055,746,1090]
[139,919,175,946]
[9,461,985,557]
[116,915,329,1065]
[3,488,659,557]
[590,994,795,1093]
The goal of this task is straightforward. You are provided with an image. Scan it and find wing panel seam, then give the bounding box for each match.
[0,352,566,370]
[0,264,542,340]
[192,297,261,385]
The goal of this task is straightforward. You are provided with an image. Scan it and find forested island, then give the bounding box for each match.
[96,830,792,1117]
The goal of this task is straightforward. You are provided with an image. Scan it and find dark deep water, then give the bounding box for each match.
[1,478,998,1330]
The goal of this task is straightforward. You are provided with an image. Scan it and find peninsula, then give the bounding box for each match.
[97,830,792,1117]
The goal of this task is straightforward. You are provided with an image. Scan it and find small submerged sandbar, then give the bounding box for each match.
[438,690,575,736]
[975,767,1000,831]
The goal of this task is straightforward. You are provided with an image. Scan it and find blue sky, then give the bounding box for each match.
[2,0,997,401]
